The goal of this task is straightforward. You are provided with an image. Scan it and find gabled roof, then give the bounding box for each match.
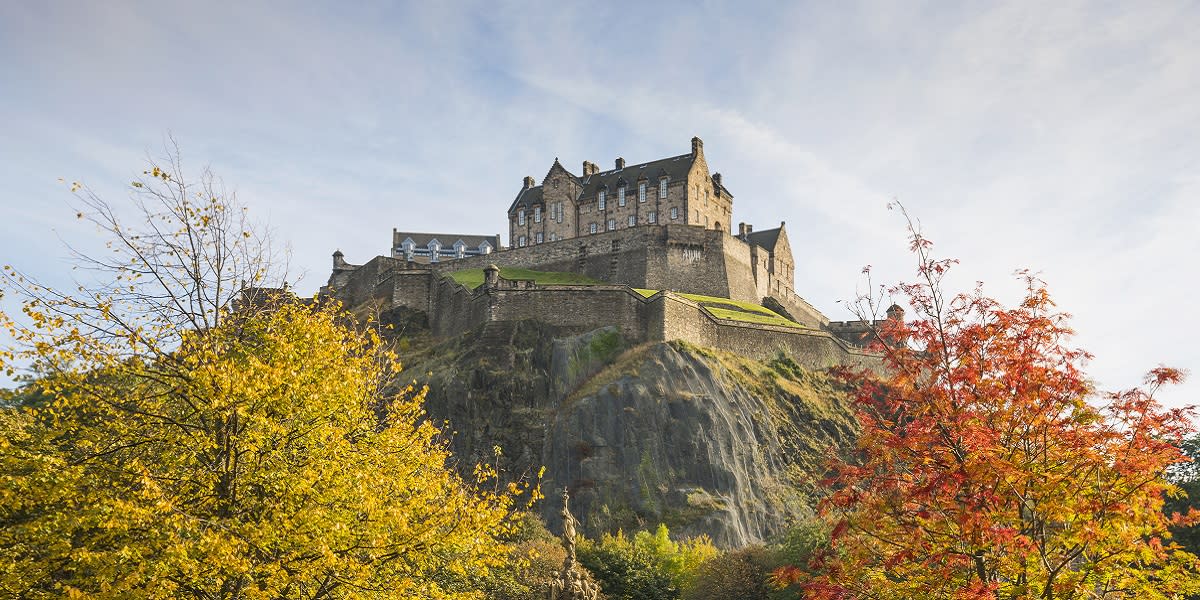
[746,226,783,251]
[508,185,544,213]
[577,153,694,200]
[393,231,501,250]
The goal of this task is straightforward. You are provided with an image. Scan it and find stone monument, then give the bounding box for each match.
[547,488,601,600]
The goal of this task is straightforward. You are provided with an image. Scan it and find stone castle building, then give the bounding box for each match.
[324,136,885,365]
[507,137,732,247]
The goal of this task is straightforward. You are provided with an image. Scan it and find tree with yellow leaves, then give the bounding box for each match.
[0,147,528,599]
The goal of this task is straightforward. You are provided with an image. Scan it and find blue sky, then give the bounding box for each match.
[1,1,1197,408]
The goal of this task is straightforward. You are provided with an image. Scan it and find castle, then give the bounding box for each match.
[325,137,886,367]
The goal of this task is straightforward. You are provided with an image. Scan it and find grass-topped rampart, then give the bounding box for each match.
[452,268,804,329]
[447,267,605,289]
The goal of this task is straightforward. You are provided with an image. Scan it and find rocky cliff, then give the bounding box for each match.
[391,311,857,549]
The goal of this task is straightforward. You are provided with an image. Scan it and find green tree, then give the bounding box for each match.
[0,151,528,599]
[577,524,715,600]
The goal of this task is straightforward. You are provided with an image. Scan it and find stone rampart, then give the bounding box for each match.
[420,272,873,368]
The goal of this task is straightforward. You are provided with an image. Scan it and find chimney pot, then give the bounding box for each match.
[615,157,625,170]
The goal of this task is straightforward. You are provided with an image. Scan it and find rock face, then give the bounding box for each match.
[398,316,857,549]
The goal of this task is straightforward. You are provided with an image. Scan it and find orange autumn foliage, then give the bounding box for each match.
[788,208,1199,599]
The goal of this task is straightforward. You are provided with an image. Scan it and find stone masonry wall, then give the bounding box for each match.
[418,272,872,367]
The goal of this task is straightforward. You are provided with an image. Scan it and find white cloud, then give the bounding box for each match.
[1,0,1196,408]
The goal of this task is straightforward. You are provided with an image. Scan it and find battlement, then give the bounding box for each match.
[322,137,880,369]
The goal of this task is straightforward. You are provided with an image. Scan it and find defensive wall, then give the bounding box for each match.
[329,223,829,328]
[409,269,876,368]
[321,223,877,368]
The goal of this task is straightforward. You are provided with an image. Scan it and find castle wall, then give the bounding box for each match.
[658,295,875,368]
[326,255,410,310]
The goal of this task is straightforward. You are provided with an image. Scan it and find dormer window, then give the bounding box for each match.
[638,181,647,203]
[454,240,466,259]
[659,178,668,198]
[598,189,606,211]
[428,240,441,263]
[402,239,415,261]
[618,185,626,207]
[534,206,541,223]
[518,209,526,226]
[478,241,493,255]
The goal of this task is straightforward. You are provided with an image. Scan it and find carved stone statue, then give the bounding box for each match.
[547,488,600,600]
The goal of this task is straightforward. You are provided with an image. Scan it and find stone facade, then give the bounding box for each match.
[323,135,883,359]
[508,137,733,247]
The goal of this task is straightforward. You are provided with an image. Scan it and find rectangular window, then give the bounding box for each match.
[638,182,646,203]
[618,186,626,206]
[648,211,657,224]
[659,179,668,198]
[518,210,525,226]
[607,219,616,231]
[519,235,527,247]
[628,215,636,227]
[598,190,606,211]
[589,222,598,234]
[534,206,541,223]
[550,232,557,241]
[536,232,543,244]
[670,207,678,220]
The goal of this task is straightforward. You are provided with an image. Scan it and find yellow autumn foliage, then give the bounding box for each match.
[0,152,525,599]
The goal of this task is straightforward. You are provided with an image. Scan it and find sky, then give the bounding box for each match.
[0,1,1196,408]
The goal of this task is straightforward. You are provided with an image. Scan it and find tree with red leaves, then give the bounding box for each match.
[783,206,1199,599]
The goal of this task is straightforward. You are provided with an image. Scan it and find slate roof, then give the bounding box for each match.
[508,185,544,213]
[392,231,501,250]
[506,150,735,215]
[746,227,783,251]
[577,153,694,200]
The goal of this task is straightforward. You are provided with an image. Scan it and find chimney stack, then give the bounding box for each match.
[712,172,722,188]
[738,222,753,239]
[615,157,625,170]
[582,161,599,177]
[523,176,535,189]
[691,136,703,156]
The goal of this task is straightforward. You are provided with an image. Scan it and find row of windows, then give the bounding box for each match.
[583,209,677,234]
[518,201,568,226]
[517,180,670,226]
[599,179,667,210]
